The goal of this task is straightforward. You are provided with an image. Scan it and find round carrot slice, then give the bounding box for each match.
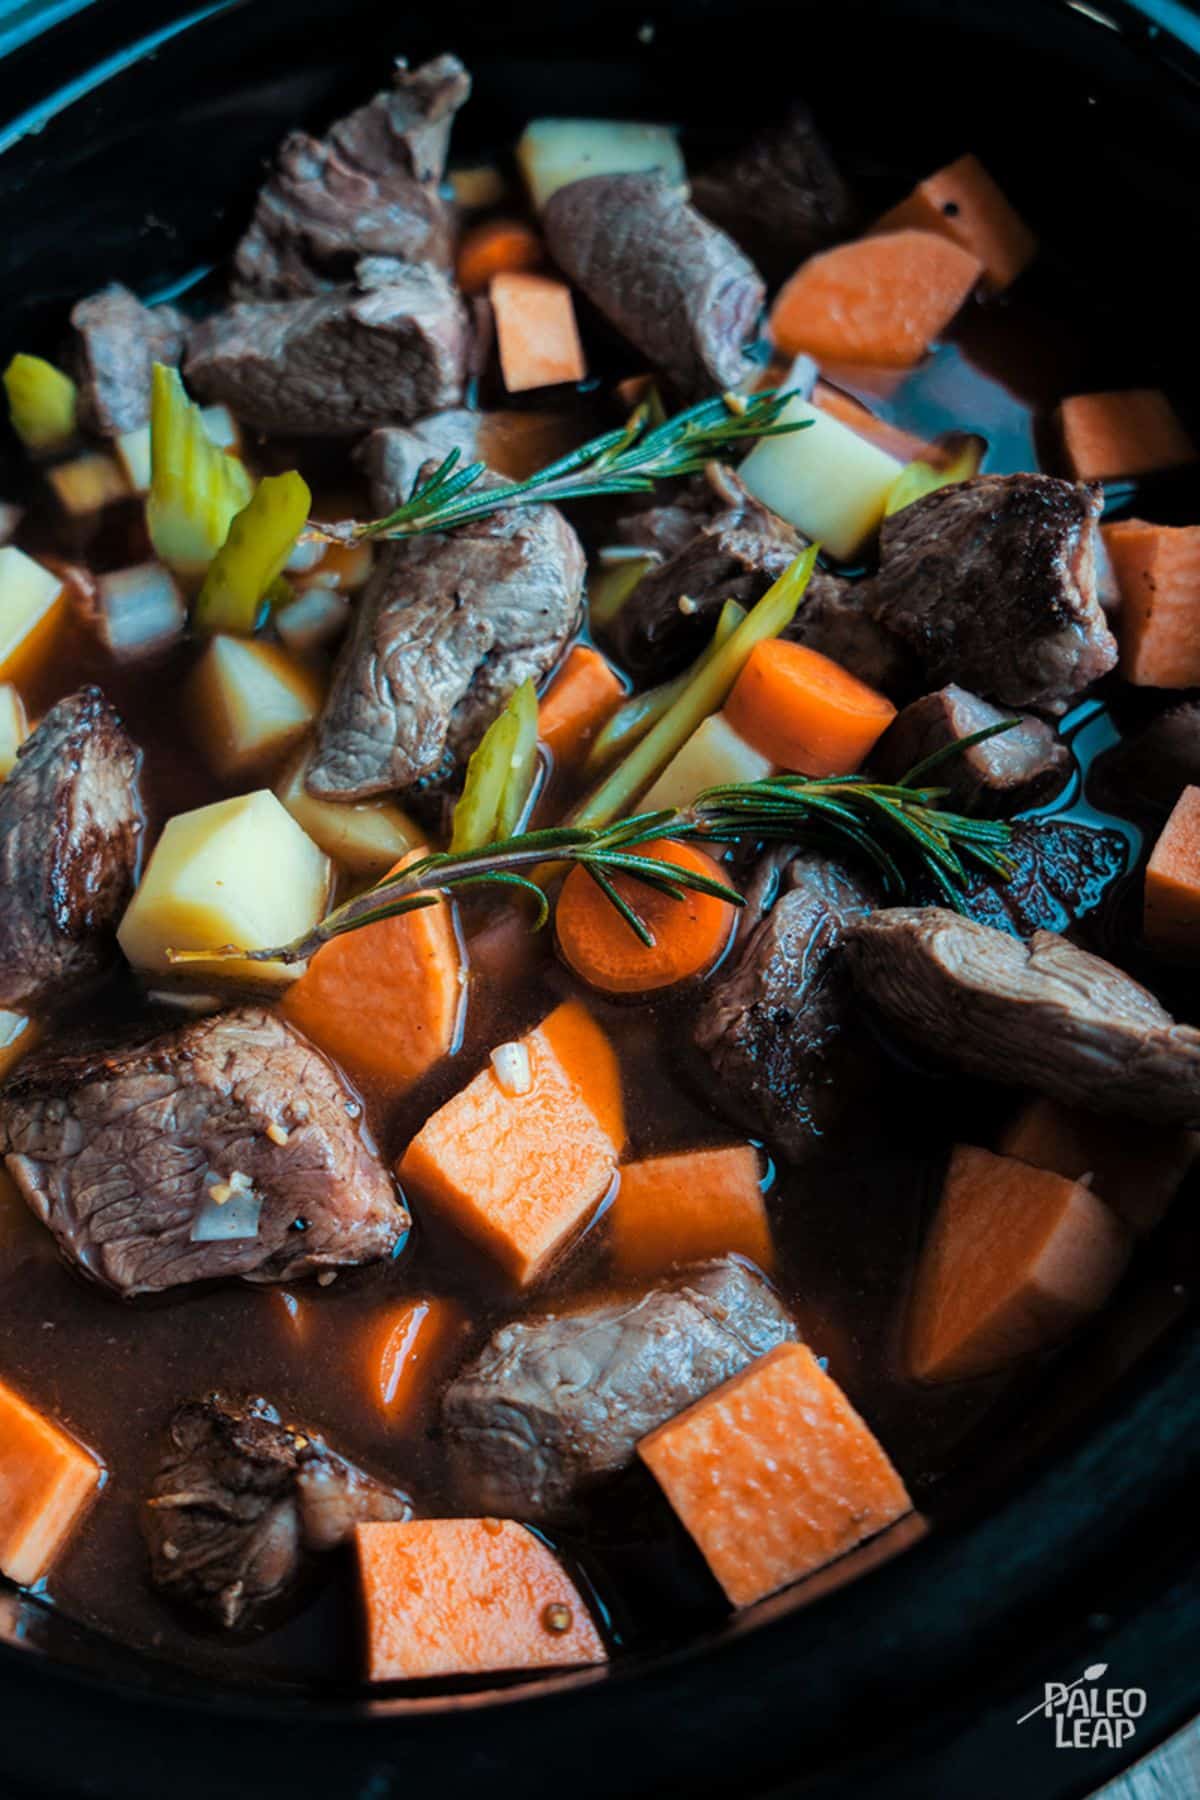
[724,639,896,775]
[555,837,737,996]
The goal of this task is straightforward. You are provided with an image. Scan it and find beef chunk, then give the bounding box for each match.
[864,474,1116,714]
[234,54,469,299]
[0,1007,405,1296]
[691,106,855,276]
[68,285,188,436]
[442,1259,797,1520]
[1093,702,1200,816]
[0,688,142,1013]
[358,410,482,514]
[306,499,584,800]
[185,263,468,436]
[145,1396,409,1627]
[873,683,1070,811]
[694,850,877,1160]
[542,173,765,400]
[845,908,1200,1123]
[924,819,1127,939]
[785,577,917,698]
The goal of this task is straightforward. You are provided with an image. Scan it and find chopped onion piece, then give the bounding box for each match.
[275,585,350,657]
[199,405,241,453]
[95,563,186,660]
[190,1176,262,1242]
[490,1040,533,1097]
[285,534,328,574]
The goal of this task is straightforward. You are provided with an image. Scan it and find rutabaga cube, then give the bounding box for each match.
[642,711,774,814]
[188,634,324,781]
[276,748,419,878]
[739,396,904,562]
[0,546,65,683]
[0,683,27,778]
[45,452,130,518]
[117,790,331,987]
[517,118,685,211]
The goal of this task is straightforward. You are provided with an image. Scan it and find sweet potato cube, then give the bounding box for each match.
[998,1094,1200,1236]
[357,1517,607,1680]
[871,154,1036,291]
[639,1341,911,1608]
[1059,389,1196,482]
[0,1377,103,1584]
[768,230,982,367]
[538,644,624,769]
[1106,520,1200,689]
[610,1144,773,1278]
[491,272,586,393]
[397,1001,621,1285]
[908,1145,1131,1383]
[1145,784,1200,956]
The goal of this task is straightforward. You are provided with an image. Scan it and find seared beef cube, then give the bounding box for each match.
[358,410,482,515]
[0,688,142,1013]
[68,284,188,436]
[873,683,1070,811]
[929,819,1127,938]
[864,474,1116,714]
[306,499,583,800]
[234,54,470,299]
[542,172,765,400]
[145,1395,410,1627]
[845,908,1200,1124]
[694,850,876,1160]
[185,262,469,436]
[442,1258,797,1520]
[1094,701,1200,816]
[785,578,916,698]
[691,106,855,276]
[613,477,719,563]
[0,1007,405,1297]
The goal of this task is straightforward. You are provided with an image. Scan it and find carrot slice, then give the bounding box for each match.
[0,1377,103,1584]
[538,644,624,769]
[357,1517,607,1680]
[555,837,737,997]
[997,1095,1200,1237]
[725,638,896,774]
[491,272,587,393]
[639,1341,911,1607]
[396,1002,621,1285]
[456,218,543,296]
[769,230,982,367]
[1105,519,1200,689]
[283,850,462,1094]
[1145,784,1200,956]
[908,1144,1131,1383]
[610,1144,773,1278]
[1059,389,1195,482]
[811,381,928,464]
[871,154,1036,292]
[361,1297,466,1422]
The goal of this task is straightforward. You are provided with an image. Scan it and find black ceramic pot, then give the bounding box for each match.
[1,2,1199,1794]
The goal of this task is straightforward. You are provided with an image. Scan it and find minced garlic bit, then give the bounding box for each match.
[542,1601,573,1634]
[266,1121,290,1147]
[490,1040,533,1097]
[677,593,698,615]
[317,1270,338,1288]
[208,1182,233,1206]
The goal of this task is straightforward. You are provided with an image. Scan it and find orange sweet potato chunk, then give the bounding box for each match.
[397,1001,621,1285]
[538,644,624,769]
[1106,520,1200,689]
[769,230,982,367]
[639,1341,911,1607]
[997,1094,1200,1236]
[0,1377,103,1585]
[491,272,586,393]
[1059,389,1196,482]
[610,1145,773,1278]
[871,154,1037,291]
[357,1517,607,1680]
[1145,784,1200,955]
[908,1145,1131,1383]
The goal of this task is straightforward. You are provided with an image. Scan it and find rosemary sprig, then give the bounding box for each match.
[315,389,809,544]
[168,756,1015,968]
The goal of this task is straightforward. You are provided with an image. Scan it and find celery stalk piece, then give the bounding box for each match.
[884,435,985,517]
[3,354,77,454]
[451,700,521,854]
[583,599,746,776]
[145,364,253,577]
[495,678,540,840]
[570,546,819,832]
[588,553,655,630]
[194,472,313,636]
